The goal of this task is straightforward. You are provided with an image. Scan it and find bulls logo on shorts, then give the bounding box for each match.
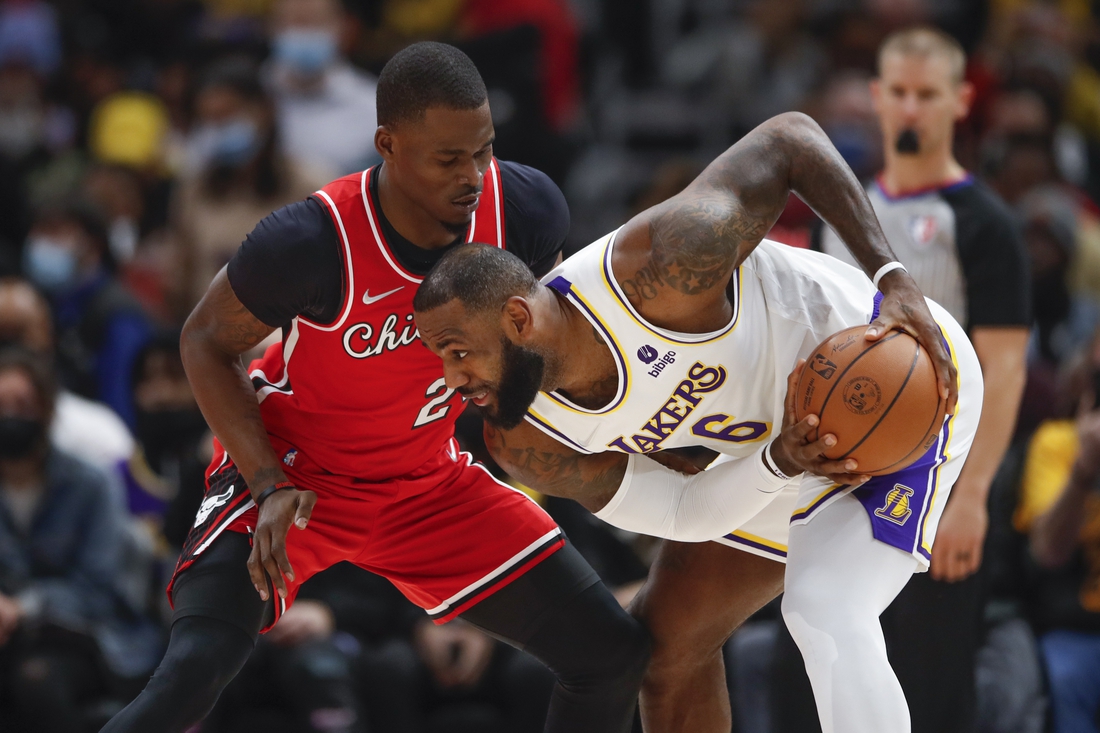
[174,461,254,579]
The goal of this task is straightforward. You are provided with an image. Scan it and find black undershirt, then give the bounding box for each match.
[227,160,569,327]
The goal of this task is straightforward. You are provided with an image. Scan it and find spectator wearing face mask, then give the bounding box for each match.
[265,0,378,176]
[0,277,134,490]
[174,58,330,309]
[0,347,161,733]
[22,200,153,429]
[129,334,212,541]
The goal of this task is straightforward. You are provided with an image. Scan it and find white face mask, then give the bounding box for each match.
[23,236,78,292]
[272,29,338,76]
[184,117,262,173]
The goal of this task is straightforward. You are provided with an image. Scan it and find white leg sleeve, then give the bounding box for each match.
[782,494,919,733]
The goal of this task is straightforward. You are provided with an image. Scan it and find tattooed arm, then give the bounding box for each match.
[483,420,628,513]
[621,111,957,410]
[485,418,794,541]
[182,268,318,602]
[181,267,282,491]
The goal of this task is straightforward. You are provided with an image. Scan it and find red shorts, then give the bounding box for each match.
[169,435,563,630]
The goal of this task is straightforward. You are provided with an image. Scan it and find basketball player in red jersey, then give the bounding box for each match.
[102,43,649,733]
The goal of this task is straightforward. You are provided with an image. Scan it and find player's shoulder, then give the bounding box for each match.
[496,159,570,234]
[316,169,365,200]
[248,196,333,249]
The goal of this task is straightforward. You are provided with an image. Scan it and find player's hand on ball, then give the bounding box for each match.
[770,360,872,485]
[247,484,317,601]
[868,269,959,415]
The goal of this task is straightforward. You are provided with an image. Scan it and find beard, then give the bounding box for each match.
[441,218,470,236]
[482,337,546,430]
[895,128,920,155]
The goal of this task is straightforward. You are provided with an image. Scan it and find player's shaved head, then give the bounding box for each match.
[414,243,540,316]
[878,26,966,86]
[377,42,488,129]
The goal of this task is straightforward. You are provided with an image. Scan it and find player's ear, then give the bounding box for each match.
[375,126,395,160]
[501,296,534,342]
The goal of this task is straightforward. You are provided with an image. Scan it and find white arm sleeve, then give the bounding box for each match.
[593,443,794,542]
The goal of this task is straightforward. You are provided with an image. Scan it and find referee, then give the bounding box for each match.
[804,27,1029,733]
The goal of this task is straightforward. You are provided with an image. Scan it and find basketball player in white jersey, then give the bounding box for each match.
[413,111,983,733]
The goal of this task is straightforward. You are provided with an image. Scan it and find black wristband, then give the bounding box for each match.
[255,481,295,507]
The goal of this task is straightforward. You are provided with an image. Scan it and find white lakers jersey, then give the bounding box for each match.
[526,230,882,459]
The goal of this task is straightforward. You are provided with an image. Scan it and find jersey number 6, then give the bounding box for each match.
[413,377,456,428]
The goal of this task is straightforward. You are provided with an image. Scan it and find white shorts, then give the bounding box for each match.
[713,300,983,567]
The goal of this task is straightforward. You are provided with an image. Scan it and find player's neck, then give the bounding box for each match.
[376,164,464,249]
[546,290,620,409]
[879,152,967,198]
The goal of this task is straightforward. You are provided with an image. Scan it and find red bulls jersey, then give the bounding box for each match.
[248,161,506,480]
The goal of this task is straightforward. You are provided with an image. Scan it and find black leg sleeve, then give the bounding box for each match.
[461,542,651,733]
[101,533,269,733]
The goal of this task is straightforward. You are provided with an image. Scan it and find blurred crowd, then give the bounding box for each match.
[1,0,1100,731]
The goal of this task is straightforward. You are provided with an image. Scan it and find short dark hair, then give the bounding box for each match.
[414,244,539,315]
[377,42,488,128]
[0,346,58,421]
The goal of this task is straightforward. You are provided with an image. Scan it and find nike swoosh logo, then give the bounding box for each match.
[362,286,404,305]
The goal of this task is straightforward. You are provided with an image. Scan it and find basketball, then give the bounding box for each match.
[793,326,947,476]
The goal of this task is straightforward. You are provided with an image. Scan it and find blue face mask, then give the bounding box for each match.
[272,29,337,76]
[24,236,77,292]
[190,118,262,169]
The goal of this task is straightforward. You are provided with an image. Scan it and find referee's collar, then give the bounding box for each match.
[874,172,974,201]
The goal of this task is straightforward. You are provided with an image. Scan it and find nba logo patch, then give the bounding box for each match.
[907,215,938,248]
[874,483,914,525]
[283,450,298,467]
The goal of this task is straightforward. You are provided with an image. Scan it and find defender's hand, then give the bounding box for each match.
[929,491,987,582]
[247,486,317,601]
[770,360,872,486]
[869,270,958,414]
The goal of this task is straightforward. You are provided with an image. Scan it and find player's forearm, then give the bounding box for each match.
[764,113,897,277]
[181,286,285,496]
[483,422,627,512]
[594,447,789,542]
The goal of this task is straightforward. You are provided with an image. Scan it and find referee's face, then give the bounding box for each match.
[872,53,972,159]
[378,103,496,233]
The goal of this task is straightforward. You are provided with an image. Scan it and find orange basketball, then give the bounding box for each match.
[793,326,947,476]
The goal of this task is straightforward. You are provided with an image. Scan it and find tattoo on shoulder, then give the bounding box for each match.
[620,261,666,301]
[648,194,769,296]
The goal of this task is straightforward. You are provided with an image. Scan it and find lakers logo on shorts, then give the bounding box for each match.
[874,484,914,526]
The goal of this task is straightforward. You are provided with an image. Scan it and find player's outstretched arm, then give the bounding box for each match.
[635,111,957,411]
[485,418,798,543]
[483,420,629,513]
[181,268,316,602]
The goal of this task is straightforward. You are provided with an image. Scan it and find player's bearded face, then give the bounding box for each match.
[481,337,545,430]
